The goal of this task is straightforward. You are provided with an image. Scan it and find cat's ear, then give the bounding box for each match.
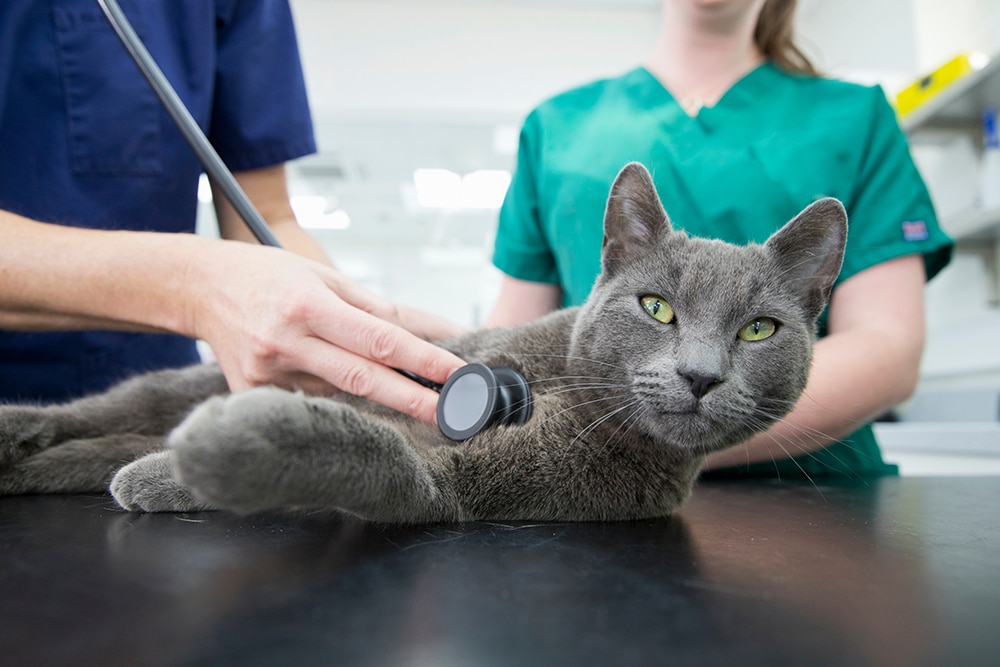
[765,198,848,320]
[602,162,673,275]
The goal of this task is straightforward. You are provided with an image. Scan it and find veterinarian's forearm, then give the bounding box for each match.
[212,164,332,265]
[0,210,209,335]
[483,276,562,328]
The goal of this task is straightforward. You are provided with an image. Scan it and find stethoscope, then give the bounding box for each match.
[96,0,532,442]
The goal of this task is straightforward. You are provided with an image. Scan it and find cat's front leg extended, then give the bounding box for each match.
[0,364,227,469]
[162,388,462,522]
[0,403,166,494]
[0,434,162,495]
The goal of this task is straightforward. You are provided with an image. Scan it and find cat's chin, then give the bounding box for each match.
[638,409,755,455]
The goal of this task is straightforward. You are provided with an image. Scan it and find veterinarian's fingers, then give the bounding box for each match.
[216,357,340,398]
[324,272,467,342]
[394,304,469,342]
[308,296,466,390]
[293,336,448,424]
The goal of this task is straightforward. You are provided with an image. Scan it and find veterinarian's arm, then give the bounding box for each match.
[213,163,330,264]
[484,275,562,328]
[0,209,465,423]
[701,254,926,470]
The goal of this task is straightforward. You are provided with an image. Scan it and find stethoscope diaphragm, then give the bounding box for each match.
[436,364,532,441]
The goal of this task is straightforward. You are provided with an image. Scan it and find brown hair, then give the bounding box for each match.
[755,0,818,76]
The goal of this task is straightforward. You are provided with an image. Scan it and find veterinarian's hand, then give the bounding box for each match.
[186,241,467,424]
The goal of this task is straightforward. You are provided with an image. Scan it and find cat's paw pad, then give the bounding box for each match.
[166,388,303,514]
[110,451,212,513]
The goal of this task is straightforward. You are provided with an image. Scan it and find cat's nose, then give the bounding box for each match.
[679,371,722,399]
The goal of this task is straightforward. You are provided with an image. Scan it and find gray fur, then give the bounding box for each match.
[0,163,847,522]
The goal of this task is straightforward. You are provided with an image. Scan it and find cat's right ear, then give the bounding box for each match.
[602,162,673,275]
[765,197,848,320]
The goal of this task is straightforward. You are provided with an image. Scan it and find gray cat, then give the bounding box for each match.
[0,163,846,522]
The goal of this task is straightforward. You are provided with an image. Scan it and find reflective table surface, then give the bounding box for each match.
[2,476,998,666]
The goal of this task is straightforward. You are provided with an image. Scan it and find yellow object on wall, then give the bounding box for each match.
[895,52,990,118]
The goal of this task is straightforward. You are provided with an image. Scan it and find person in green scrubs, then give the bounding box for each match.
[487,0,953,479]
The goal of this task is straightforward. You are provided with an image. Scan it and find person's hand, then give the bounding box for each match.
[185,240,468,424]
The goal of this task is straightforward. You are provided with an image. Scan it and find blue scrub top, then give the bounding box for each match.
[0,0,316,404]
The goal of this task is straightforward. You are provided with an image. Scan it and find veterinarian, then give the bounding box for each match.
[0,0,464,421]
[485,0,953,478]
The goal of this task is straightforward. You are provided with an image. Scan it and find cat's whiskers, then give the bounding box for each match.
[569,399,641,450]
[490,379,633,432]
[749,405,871,468]
[712,408,824,490]
[517,353,628,372]
[590,403,648,463]
[716,405,869,489]
[534,392,634,431]
[540,382,631,398]
[527,376,626,389]
[553,400,644,473]
[759,432,822,495]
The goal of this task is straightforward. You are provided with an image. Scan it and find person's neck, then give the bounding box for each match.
[645,5,764,114]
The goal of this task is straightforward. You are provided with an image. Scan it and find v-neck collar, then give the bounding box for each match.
[634,61,776,121]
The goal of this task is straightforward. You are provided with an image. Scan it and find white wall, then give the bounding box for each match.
[914,0,1000,71]
[291,0,660,117]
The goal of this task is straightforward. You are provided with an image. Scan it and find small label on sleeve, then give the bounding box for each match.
[902,219,929,242]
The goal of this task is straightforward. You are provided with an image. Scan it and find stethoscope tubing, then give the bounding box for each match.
[96,0,282,249]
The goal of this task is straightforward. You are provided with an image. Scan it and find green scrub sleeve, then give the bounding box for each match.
[838,87,953,284]
[492,113,561,285]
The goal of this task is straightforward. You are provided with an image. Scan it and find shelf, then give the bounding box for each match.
[902,53,1000,135]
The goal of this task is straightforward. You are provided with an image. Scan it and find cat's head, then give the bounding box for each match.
[570,162,847,455]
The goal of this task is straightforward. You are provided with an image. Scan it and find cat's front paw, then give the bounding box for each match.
[110,451,213,512]
[166,388,304,514]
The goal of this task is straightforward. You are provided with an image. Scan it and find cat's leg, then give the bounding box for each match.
[0,364,228,468]
[110,451,213,513]
[0,434,161,495]
[164,387,461,522]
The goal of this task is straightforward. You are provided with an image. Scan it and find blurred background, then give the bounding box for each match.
[198,0,1000,470]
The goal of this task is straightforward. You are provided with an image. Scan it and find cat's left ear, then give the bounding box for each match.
[765,198,848,320]
[602,162,673,275]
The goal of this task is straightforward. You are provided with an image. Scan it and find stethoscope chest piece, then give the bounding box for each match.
[437,364,532,441]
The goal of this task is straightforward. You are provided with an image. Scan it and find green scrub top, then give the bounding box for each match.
[493,63,953,480]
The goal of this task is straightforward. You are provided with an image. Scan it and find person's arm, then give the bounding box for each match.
[0,209,465,424]
[702,254,926,470]
[212,163,330,264]
[483,275,562,328]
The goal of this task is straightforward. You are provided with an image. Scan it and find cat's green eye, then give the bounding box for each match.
[640,295,675,324]
[738,317,777,342]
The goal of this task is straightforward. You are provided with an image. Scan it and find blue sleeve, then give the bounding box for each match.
[208,0,316,171]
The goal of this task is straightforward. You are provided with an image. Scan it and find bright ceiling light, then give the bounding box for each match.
[291,195,350,230]
[461,170,511,209]
[412,168,511,210]
[414,168,462,208]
